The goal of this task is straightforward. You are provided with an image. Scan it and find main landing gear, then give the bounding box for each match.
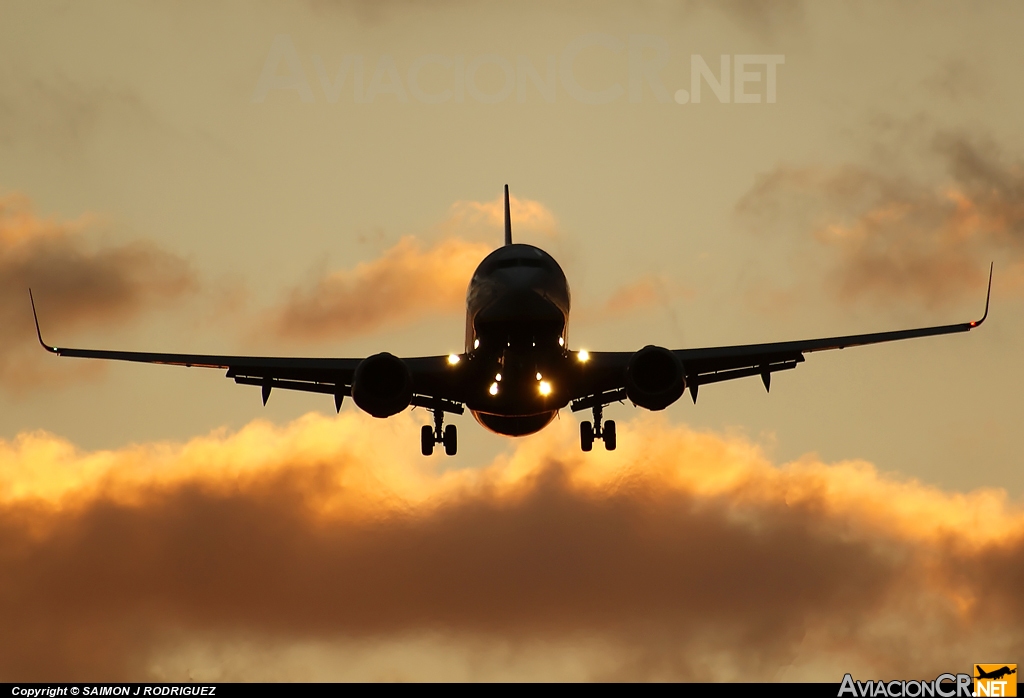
[421,408,457,456]
[580,403,616,452]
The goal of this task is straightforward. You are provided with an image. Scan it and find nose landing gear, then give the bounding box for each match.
[421,408,457,456]
[580,403,616,452]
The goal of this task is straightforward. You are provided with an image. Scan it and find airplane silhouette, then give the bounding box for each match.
[30,186,992,456]
[976,667,1016,681]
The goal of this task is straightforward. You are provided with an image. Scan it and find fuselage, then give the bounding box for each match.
[463,244,571,436]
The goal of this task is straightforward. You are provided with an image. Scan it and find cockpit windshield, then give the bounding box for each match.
[474,245,565,279]
[491,257,548,270]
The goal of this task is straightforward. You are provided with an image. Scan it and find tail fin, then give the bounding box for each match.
[504,184,512,246]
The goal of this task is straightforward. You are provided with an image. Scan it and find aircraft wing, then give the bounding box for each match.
[29,291,463,413]
[568,265,992,409]
[675,313,984,394]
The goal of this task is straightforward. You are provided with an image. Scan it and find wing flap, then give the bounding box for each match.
[689,358,801,388]
[31,292,467,409]
[50,346,360,373]
[566,266,991,406]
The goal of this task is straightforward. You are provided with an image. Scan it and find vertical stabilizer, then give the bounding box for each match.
[504,184,512,246]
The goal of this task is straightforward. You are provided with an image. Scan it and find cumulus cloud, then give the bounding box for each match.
[0,412,1020,681]
[272,193,557,341]
[600,275,694,317]
[273,236,492,340]
[0,193,196,393]
[736,131,1024,308]
[440,193,559,241]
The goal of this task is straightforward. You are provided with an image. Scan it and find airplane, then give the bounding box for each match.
[975,666,1016,681]
[30,185,992,456]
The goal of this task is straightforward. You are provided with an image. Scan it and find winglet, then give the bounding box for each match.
[504,184,512,246]
[28,289,58,353]
[970,262,993,328]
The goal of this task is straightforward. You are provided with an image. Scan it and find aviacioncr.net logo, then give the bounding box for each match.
[974,664,1017,697]
[838,673,972,698]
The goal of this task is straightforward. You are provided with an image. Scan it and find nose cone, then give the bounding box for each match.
[467,243,571,345]
[475,278,566,325]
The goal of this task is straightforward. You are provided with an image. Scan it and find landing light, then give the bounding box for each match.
[474,339,480,349]
[558,337,564,346]
[539,381,552,396]
[495,373,502,382]
[489,382,499,396]
[577,349,590,362]
[447,354,460,365]
[536,372,542,380]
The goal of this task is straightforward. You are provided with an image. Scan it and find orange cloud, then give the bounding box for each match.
[273,236,492,340]
[0,193,196,393]
[601,275,694,316]
[1,412,1021,680]
[442,193,559,241]
[736,132,1024,308]
[272,193,559,341]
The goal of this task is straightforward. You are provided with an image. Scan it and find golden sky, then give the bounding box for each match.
[1,0,1022,681]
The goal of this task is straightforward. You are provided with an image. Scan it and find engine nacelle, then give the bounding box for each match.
[625,345,685,411]
[351,352,413,418]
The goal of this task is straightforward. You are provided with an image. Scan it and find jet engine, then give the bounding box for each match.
[351,352,413,418]
[624,345,685,411]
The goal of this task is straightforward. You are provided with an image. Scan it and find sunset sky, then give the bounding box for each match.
[1,0,1022,681]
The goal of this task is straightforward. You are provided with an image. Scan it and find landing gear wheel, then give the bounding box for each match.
[443,424,458,456]
[603,420,616,451]
[580,421,594,452]
[421,424,434,456]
